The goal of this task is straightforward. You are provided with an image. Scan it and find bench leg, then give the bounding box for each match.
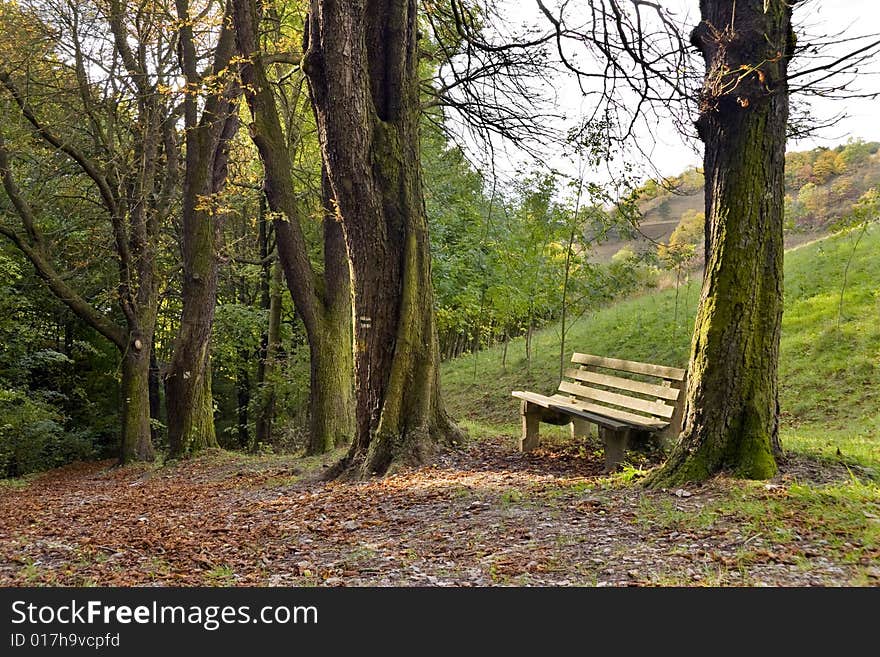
[519,401,541,452]
[570,418,591,440]
[600,427,629,472]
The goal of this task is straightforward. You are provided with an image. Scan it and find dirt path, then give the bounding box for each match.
[0,438,871,586]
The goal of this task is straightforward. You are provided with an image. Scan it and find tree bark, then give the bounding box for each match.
[647,0,792,486]
[165,5,238,457]
[307,213,354,454]
[304,0,461,478]
[120,335,156,462]
[235,298,251,449]
[148,348,163,445]
[256,257,282,447]
[232,0,355,455]
[254,199,273,447]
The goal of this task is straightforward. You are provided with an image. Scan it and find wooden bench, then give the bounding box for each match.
[511,353,687,471]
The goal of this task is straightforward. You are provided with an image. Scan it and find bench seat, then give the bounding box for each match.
[511,353,687,470]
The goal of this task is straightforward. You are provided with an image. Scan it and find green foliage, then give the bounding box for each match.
[607,246,660,294]
[797,181,823,214]
[670,209,705,247]
[811,149,845,184]
[782,141,880,228]
[629,167,703,208]
[212,303,265,376]
[638,178,662,201]
[0,247,116,475]
[422,121,493,347]
[423,117,636,361]
[838,139,878,169]
[658,209,704,270]
[0,388,95,478]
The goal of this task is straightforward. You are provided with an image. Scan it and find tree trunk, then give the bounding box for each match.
[256,258,282,447]
[647,0,792,486]
[120,336,155,462]
[308,308,355,454]
[165,8,237,457]
[148,348,162,445]
[254,200,272,446]
[236,356,251,450]
[164,220,221,457]
[307,210,355,454]
[304,0,461,478]
[233,0,355,456]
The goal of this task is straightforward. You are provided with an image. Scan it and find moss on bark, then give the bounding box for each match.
[646,0,790,487]
[308,308,355,455]
[119,345,155,463]
[330,219,463,479]
[304,0,463,479]
[167,347,218,458]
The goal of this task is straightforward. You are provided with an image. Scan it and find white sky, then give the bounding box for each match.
[486,0,880,183]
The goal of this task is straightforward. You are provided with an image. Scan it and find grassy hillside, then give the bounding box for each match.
[591,141,880,263]
[442,224,880,469]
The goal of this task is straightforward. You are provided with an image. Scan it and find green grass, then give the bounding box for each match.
[0,474,36,490]
[639,477,879,577]
[442,224,880,470]
[205,564,236,586]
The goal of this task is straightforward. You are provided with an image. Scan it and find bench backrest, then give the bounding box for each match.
[559,352,687,435]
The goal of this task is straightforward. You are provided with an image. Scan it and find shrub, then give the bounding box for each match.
[0,389,96,478]
[608,247,660,293]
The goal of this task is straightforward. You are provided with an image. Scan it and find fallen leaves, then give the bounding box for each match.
[0,442,871,587]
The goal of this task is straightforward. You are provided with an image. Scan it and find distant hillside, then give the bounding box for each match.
[591,139,880,262]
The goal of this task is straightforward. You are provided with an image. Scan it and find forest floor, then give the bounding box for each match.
[2,435,877,587]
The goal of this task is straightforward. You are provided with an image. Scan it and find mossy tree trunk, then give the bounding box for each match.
[165,5,238,457]
[647,0,793,487]
[307,208,355,454]
[120,332,157,462]
[303,0,461,477]
[233,0,355,455]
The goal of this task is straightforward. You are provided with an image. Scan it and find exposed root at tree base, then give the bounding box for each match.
[324,417,464,481]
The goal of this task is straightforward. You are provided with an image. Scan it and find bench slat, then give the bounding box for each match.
[563,368,681,401]
[571,352,686,381]
[511,390,555,409]
[557,380,675,419]
[561,396,668,429]
[547,403,631,430]
[511,391,629,430]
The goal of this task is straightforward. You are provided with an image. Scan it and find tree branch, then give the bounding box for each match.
[0,67,120,218]
[0,141,126,350]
